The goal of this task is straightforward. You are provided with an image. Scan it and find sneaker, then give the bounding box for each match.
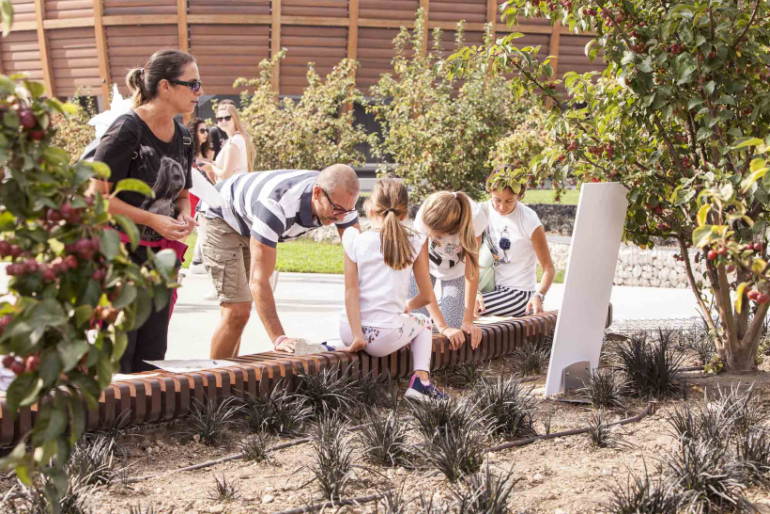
[293,340,335,355]
[404,375,448,402]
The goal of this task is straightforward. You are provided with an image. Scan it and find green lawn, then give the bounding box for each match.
[184,231,565,282]
[525,188,579,205]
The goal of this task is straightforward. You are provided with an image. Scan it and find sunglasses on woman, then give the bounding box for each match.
[169,78,202,92]
[216,115,232,123]
[197,128,208,134]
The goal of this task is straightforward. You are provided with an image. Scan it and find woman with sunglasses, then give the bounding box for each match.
[89,49,202,372]
[200,100,255,182]
[476,167,555,318]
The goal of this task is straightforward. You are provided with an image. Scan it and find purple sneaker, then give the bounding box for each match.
[404,375,448,402]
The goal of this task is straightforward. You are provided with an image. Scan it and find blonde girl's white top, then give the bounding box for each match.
[214,133,248,176]
[341,226,426,328]
[413,199,488,281]
[484,199,542,291]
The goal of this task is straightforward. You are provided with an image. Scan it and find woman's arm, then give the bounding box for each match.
[175,188,196,231]
[527,226,555,314]
[203,135,244,182]
[88,179,190,241]
[461,236,483,349]
[343,254,366,352]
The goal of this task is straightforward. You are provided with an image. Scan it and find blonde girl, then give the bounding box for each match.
[410,191,486,349]
[200,100,255,181]
[477,169,554,317]
[296,178,446,401]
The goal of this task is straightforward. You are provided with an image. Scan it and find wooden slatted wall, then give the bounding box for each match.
[1,0,604,101]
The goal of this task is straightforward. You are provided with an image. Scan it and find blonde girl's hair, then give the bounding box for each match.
[217,102,256,170]
[366,178,414,271]
[420,191,479,273]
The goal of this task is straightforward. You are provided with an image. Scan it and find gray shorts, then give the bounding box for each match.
[409,275,466,328]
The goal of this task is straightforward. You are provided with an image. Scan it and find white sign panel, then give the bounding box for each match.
[544,182,628,396]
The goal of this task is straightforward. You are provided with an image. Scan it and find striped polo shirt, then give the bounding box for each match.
[204,170,358,248]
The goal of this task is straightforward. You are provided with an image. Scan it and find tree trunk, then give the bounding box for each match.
[724,342,757,372]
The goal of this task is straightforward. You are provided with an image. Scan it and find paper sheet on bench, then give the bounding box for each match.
[475,316,512,325]
[143,359,237,373]
[190,170,223,208]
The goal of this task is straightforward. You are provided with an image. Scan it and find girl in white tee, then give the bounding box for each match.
[200,101,255,182]
[295,179,447,401]
[478,170,555,317]
[410,191,486,350]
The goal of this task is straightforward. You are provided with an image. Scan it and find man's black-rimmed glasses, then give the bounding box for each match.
[321,188,356,216]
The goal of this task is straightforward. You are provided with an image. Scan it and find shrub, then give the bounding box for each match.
[450,465,518,513]
[186,396,241,446]
[408,396,480,441]
[294,364,359,418]
[511,341,550,376]
[357,407,413,468]
[442,363,486,389]
[605,466,684,514]
[580,368,626,409]
[240,383,311,436]
[240,432,271,463]
[586,411,617,448]
[208,474,239,502]
[470,377,537,439]
[735,428,770,485]
[421,423,488,482]
[235,54,372,171]
[351,370,396,409]
[368,11,529,201]
[615,332,683,399]
[310,413,354,500]
[50,95,95,162]
[67,434,118,486]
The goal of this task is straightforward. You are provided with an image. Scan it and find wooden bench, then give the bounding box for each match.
[0,311,557,445]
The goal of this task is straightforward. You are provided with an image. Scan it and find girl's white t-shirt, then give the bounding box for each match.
[341,227,426,328]
[413,199,488,281]
[215,133,248,175]
[484,200,542,291]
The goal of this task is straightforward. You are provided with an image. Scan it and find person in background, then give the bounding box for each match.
[187,117,214,274]
[296,178,446,401]
[199,100,255,182]
[409,191,486,351]
[89,49,200,372]
[477,168,555,317]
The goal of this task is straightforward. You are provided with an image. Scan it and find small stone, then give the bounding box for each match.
[532,472,544,482]
[262,494,275,504]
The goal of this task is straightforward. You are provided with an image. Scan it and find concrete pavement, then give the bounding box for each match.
[166,270,702,360]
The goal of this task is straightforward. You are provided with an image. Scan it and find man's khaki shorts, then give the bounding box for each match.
[201,216,252,304]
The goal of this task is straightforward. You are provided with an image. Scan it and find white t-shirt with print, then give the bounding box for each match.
[341,227,426,328]
[215,133,248,175]
[484,200,542,291]
[413,199,488,281]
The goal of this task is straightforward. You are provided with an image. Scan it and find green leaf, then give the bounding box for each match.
[83,160,111,180]
[74,305,93,327]
[113,178,154,198]
[0,0,13,37]
[112,214,140,250]
[99,229,121,261]
[692,225,714,247]
[112,283,137,310]
[30,299,67,328]
[735,282,748,314]
[6,374,43,411]
[0,211,15,231]
[57,339,89,372]
[153,249,178,276]
[37,349,62,388]
[697,204,710,226]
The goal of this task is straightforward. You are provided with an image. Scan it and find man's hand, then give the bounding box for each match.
[274,336,300,353]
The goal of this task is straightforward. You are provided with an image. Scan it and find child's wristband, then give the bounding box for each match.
[273,335,287,347]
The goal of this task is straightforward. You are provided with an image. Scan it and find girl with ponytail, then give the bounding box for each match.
[295,178,447,401]
[410,191,487,350]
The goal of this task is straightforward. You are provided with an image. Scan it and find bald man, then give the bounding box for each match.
[201,164,360,357]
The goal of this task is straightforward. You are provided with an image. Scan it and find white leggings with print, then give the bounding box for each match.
[335,312,433,372]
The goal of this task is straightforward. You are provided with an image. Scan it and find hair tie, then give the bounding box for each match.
[452,192,458,199]
[384,208,396,215]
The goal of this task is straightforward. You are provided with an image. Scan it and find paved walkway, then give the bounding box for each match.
[166,270,701,360]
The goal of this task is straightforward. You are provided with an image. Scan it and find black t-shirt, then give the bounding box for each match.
[94,112,193,241]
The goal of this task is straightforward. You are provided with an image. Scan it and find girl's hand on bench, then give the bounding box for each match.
[343,336,366,353]
[440,327,465,349]
[462,322,482,349]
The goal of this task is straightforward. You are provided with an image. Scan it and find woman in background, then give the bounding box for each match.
[200,100,255,181]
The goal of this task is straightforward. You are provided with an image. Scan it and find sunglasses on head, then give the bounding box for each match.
[216,115,232,122]
[169,78,202,92]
